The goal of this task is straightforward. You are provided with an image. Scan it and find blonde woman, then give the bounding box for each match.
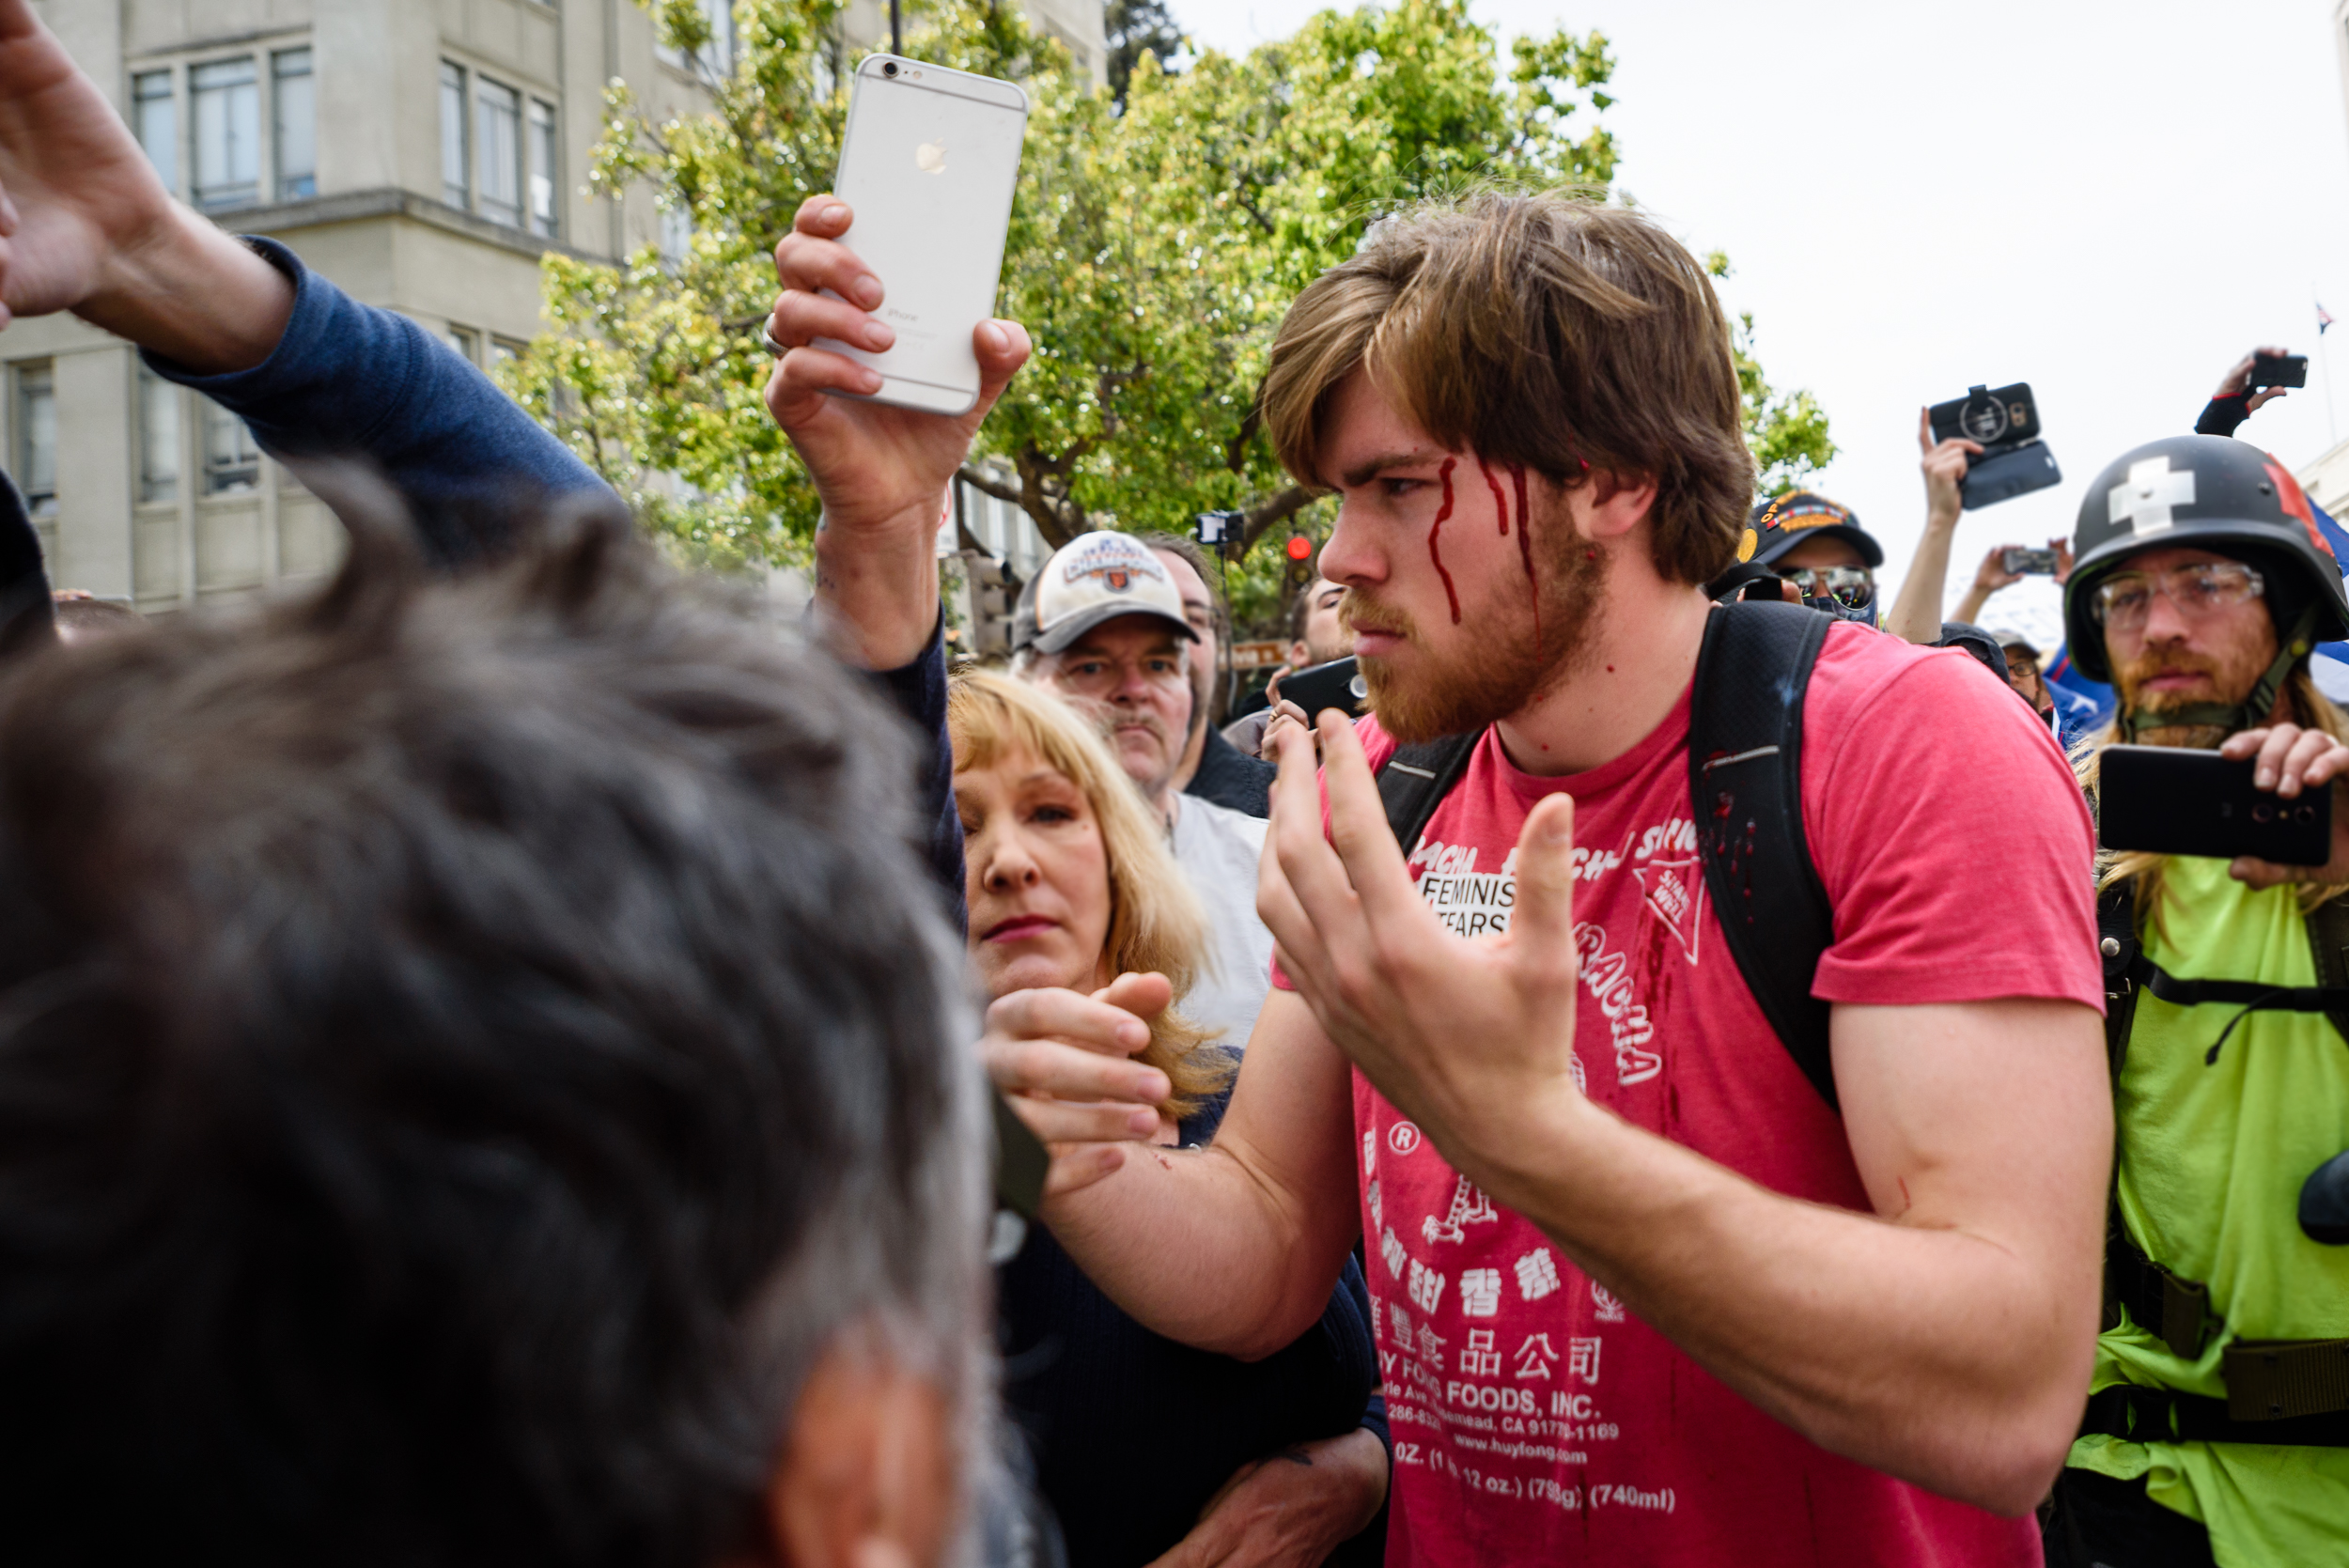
[951,670,1231,1123]
[951,671,1390,1568]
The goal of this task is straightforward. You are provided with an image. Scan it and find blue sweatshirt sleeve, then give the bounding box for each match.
[140,237,603,569]
[880,613,967,931]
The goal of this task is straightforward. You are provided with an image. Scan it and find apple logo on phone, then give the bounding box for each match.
[915,139,947,175]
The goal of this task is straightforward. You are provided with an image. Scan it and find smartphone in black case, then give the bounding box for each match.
[2099,744,2332,864]
[1282,655,1368,719]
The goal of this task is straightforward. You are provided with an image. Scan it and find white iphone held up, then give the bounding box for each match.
[813,54,1029,415]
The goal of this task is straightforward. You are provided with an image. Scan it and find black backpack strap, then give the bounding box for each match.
[2081,1381,2349,1448]
[2104,1222,2217,1358]
[1688,599,1838,1108]
[2097,880,2142,1079]
[1375,732,1483,861]
[2306,893,2349,1050]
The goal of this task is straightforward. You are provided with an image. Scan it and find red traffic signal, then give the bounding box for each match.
[1285,536,1313,561]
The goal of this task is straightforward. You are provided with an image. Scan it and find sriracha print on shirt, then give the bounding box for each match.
[1280,621,2103,1568]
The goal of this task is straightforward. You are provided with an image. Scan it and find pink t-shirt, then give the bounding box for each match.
[1278,621,2101,1567]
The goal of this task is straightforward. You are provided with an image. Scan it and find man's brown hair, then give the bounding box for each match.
[1260,192,1753,585]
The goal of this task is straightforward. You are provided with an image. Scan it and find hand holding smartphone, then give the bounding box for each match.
[2249,352,2309,392]
[2099,745,2332,865]
[813,55,1029,415]
[1280,656,1369,719]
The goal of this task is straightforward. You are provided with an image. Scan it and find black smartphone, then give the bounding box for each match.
[2250,352,2309,391]
[2001,547,2060,575]
[2099,745,2331,864]
[1281,655,1368,719]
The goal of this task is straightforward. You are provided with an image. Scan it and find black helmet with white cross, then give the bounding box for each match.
[2061,434,2349,687]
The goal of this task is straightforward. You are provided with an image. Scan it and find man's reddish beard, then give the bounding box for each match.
[2113,637,2265,747]
[1344,505,1608,744]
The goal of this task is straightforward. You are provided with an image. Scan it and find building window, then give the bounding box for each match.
[527,98,559,238]
[138,368,180,505]
[490,337,527,370]
[440,61,469,208]
[273,49,315,201]
[132,70,177,192]
[15,364,55,517]
[439,62,556,233]
[202,400,260,494]
[474,75,522,227]
[445,325,480,364]
[191,57,259,211]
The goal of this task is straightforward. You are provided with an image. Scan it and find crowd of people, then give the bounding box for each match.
[0,3,2342,1565]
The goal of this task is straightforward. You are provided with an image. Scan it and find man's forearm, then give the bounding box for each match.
[1046,1137,1356,1360]
[74,203,293,374]
[1885,523,1957,644]
[1464,1098,2096,1515]
[814,506,941,671]
[1045,993,1367,1358]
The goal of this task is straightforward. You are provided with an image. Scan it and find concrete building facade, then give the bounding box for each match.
[20,0,1088,612]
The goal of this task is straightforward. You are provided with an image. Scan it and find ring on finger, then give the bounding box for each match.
[760,324,786,358]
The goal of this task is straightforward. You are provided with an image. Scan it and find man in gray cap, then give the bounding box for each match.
[1012,530,1278,1051]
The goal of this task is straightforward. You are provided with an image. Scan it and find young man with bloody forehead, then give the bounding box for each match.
[1005,194,2113,1563]
[763,191,2115,1563]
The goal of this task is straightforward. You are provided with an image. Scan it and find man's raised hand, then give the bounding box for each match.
[0,0,165,326]
[763,194,1031,535]
[1256,712,1587,1198]
[0,0,291,368]
[1916,405,1980,535]
[2217,345,2294,415]
[980,970,1174,1200]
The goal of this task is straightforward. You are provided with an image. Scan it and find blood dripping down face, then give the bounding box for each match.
[1346,454,1605,745]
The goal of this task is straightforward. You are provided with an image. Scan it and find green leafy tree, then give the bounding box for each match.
[1103,0,1183,105]
[504,0,1828,609]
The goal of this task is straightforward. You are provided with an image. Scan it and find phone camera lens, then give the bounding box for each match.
[881,60,898,76]
[2298,805,2317,824]
[2254,802,2274,824]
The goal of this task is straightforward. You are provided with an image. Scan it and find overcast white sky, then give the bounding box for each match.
[1167,0,2349,646]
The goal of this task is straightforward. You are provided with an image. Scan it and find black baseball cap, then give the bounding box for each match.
[1739,491,1884,570]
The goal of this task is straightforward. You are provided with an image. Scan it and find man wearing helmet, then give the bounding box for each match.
[2048,434,2349,1567]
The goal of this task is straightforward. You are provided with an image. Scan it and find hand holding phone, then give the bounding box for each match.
[2099,745,2331,865]
[811,55,1029,415]
[2250,352,2309,392]
[1280,656,1369,719]
[764,199,1033,540]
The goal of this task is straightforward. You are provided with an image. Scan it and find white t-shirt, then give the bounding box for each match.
[1166,792,1275,1054]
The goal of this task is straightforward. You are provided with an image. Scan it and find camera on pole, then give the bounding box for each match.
[1194,509,1247,559]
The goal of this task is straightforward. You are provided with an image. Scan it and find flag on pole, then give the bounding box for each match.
[2322,301,2336,335]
